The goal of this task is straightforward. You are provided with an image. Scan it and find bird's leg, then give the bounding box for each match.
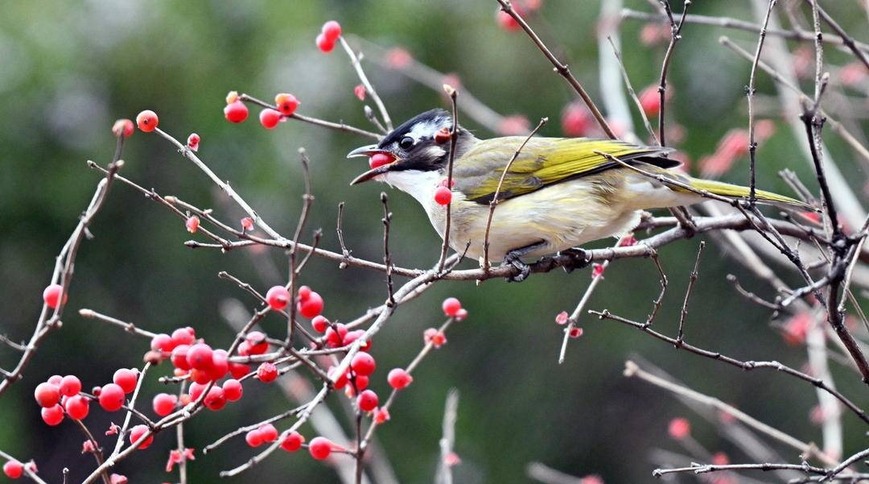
[555,247,591,273]
[502,240,547,282]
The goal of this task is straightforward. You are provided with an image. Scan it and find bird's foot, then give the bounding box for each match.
[501,241,547,282]
[555,247,590,273]
[502,253,531,282]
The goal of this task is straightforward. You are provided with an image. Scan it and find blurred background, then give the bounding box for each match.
[0,1,866,482]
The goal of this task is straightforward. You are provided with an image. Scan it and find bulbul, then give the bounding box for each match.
[348,109,807,273]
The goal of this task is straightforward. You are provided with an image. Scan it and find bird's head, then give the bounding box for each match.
[348,109,475,185]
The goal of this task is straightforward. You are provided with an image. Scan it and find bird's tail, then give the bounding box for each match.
[682,177,812,211]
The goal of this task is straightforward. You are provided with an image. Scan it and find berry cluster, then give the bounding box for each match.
[316,20,342,53]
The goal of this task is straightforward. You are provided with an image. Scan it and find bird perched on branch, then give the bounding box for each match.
[348,109,808,279]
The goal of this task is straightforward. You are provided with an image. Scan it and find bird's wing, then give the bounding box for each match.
[453,137,676,203]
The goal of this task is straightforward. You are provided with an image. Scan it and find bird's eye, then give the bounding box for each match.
[398,136,415,150]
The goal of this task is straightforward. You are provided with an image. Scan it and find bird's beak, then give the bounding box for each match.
[347,144,398,185]
[346,144,380,159]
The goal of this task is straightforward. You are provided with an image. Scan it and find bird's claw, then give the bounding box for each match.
[556,248,590,273]
[502,254,531,282]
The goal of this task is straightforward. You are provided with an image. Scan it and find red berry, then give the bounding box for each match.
[434,186,452,206]
[259,424,278,443]
[229,362,250,380]
[259,108,282,129]
[129,424,153,449]
[222,379,243,402]
[350,352,376,377]
[240,216,254,231]
[280,431,305,452]
[297,291,324,318]
[328,366,349,390]
[203,386,226,411]
[561,102,592,137]
[311,315,330,333]
[424,328,447,348]
[171,345,191,371]
[316,33,335,53]
[321,20,342,42]
[266,286,290,311]
[41,404,64,426]
[42,284,66,309]
[171,327,196,346]
[152,393,177,416]
[64,395,90,420]
[274,93,299,116]
[34,382,61,408]
[353,374,369,391]
[368,152,394,169]
[442,297,462,317]
[342,329,368,349]
[308,436,333,460]
[374,407,390,424]
[668,417,691,440]
[324,323,348,348]
[357,389,379,412]
[186,133,200,151]
[186,343,214,371]
[188,382,207,401]
[136,110,159,132]
[98,383,125,412]
[185,215,200,233]
[496,10,521,31]
[113,368,139,394]
[245,429,264,448]
[353,84,366,101]
[224,100,249,123]
[207,350,229,381]
[112,119,134,138]
[454,308,468,321]
[59,375,82,397]
[387,368,413,390]
[150,333,173,353]
[47,375,63,386]
[297,285,312,299]
[245,331,269,355]
[3,460,23,479]
[639,85,662,116]
[257,362,278,383]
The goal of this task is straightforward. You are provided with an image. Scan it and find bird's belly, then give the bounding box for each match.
[426,180,642,262]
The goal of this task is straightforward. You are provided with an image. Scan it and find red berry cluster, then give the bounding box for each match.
[149,326,256,411]
[32,367,142,427]
[316,20,342,53]
[296,285,324,318]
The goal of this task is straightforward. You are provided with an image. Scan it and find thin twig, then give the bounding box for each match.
[676,241,704,342]
[746,0,777,204]
[594,311,869,424]
[495,0,616,139]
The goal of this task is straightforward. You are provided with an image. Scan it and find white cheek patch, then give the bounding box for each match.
[421,145,446,160]
[406,116,450,145]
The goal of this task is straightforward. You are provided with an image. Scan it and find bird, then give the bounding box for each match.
[348,108,808,278]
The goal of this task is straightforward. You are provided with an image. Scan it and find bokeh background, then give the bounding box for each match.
[0,1,866,482]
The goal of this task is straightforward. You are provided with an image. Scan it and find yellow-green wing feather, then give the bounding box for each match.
[682,178,810,209]
[454,137,672,203]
